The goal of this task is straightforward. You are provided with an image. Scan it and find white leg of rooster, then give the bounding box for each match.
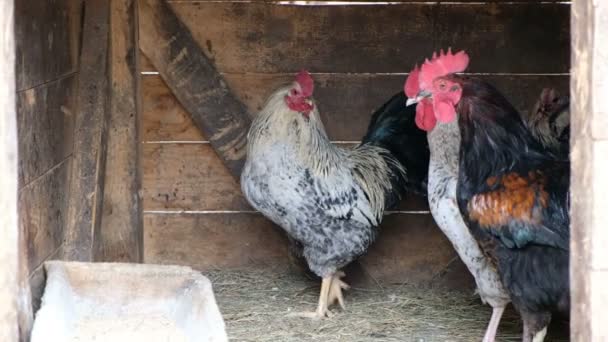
[314,276,332,317]
[327,271,350,309]
[482,306,505,342]
[288,275,332,319]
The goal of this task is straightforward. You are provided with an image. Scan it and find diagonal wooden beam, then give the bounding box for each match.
[138,0,251,180]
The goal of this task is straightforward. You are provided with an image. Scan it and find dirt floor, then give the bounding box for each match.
[206,269,569,342]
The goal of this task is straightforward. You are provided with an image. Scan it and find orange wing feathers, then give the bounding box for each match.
[467,171,549,228]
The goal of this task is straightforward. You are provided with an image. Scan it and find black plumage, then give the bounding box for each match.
[362,92,430,199]
[453,76,570,342]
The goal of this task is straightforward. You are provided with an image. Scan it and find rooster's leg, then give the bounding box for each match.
[482,306,505,342]
[287,276,332,319]
[314,276,332,317]
[521,311,550,342]
[327,271,350,309]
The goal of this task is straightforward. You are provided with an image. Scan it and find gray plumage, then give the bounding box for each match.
[241,86,404,278]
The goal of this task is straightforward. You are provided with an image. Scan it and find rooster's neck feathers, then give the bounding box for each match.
[247,86,339,171]
[456,79,554,189]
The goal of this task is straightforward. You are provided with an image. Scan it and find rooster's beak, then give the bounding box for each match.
[405,98,418,107]
[406,90,432,107]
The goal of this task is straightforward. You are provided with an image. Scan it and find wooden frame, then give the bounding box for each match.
[1,0,605,339]
[0,0,21,340]
[570,0,608,340]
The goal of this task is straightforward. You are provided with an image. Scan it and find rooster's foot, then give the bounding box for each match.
[287,275,341,319]
[286,309,333,319]
[327,271,350,309]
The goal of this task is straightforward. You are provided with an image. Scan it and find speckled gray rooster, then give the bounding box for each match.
[241,71,429,318]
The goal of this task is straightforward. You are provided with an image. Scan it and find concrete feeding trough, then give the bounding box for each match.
[31,261,227,342]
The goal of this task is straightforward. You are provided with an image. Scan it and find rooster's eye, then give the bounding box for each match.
[290,89,297,96]
[438,82,446,91]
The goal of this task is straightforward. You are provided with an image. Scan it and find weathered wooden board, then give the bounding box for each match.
[98,0,143,263]
[16,75,76,186]
[152,2,570,74]
[570,0,608,339]
[435,3,570,74]
[135,54,154,71]
[18,161,70,274]
[359,214,458,284]
[163,3,433,74]
[143,144,249,211]
[139,0,251,180]
[143,212,460,284]
[14,0,81,91]
[143,143,429,211]
[141,75,204,141]
[142,74,569,142]
[144,213,289,269]
[64,0,110,261]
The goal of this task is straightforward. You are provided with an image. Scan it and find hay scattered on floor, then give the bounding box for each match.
[206,269,568,342]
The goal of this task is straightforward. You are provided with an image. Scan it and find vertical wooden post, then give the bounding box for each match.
[64,0,111,261]
[97,0,143,262]
[570,0,608,339]
[0,0,20,340]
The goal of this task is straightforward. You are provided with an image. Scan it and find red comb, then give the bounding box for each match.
[404,65,420,98]
[295,70,314,97]
[419,48,469,89]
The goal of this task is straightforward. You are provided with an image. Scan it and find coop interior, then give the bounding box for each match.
[13,0,573,341]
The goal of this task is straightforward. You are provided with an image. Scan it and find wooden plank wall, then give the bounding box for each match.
[140,1,570,285]
[15,0,82,314]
